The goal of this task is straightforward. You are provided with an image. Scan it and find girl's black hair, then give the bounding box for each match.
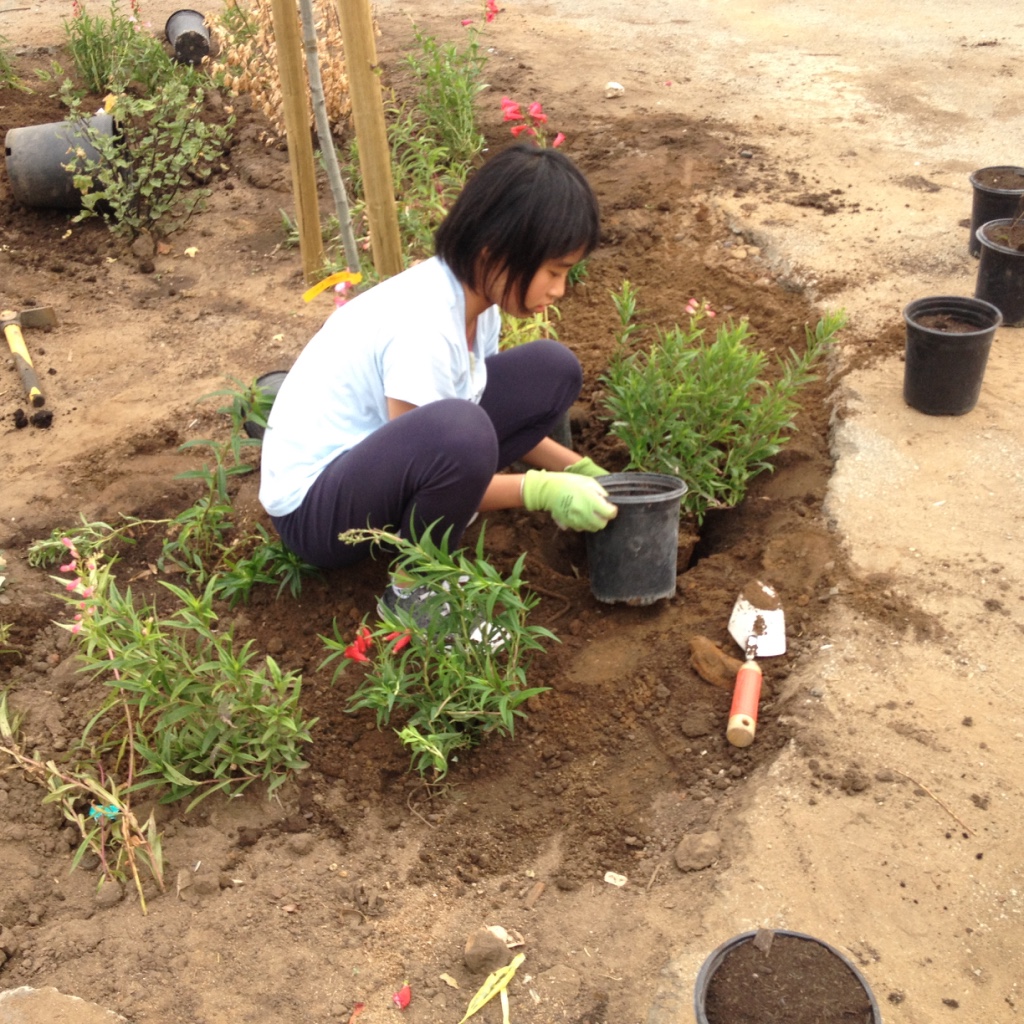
[435,143,600,309]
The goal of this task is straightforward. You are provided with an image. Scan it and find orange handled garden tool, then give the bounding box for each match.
[1,305,58,408]
[726,580,786,748]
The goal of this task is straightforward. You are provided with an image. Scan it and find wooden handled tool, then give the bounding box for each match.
[726,580,786,748]
[1,306,58,408]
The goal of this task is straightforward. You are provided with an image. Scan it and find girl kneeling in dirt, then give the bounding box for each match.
[258,142,616,622]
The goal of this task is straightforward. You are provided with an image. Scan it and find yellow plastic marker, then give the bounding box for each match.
[301,270,362,303]
[458,952,525,1024]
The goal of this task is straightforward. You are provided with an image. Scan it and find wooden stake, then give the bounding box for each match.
[334,0,403,278]
[269,0,325,283]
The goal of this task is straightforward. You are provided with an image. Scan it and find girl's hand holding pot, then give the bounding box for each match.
[562,457,609,479]
[522,470,618,532]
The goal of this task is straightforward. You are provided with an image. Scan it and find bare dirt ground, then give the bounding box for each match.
[1,1,1023,1023]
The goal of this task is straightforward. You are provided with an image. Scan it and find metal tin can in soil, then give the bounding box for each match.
[694,929,883,1024]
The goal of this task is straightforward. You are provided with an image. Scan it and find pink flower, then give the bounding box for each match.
[59,560,77,573]
[500,96,523,121]
[80,587,94,598]
[61,536,76,550]
[510,124,536,138]
[71,622,82,635]
[528,101,547,124]
[485,0,499,21]
[392,984,412,1009]
[552,132,566,148]
[460,17,473,25]
[66,580,79,592]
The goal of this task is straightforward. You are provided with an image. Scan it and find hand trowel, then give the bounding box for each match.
[725,580,786,747]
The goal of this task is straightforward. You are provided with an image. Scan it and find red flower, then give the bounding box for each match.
[485,0,499,21]
[384,631,412,653]
[343,626,374,663]
[528,101,547,124]
[461,17,473,25]
[552,132,566,148]
[510,124,536,138]
[501,96,523,121]
[392,984,412,1009]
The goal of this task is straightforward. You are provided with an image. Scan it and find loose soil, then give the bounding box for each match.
[3,2,1024,1024]
[0,31,867,1023]
[703,933,874,1024]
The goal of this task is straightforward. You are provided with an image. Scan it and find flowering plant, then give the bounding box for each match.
[461,0,499,27]
[321,527,555,780]
[500,95,565,148]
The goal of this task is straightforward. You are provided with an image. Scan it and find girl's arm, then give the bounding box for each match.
[479,438,589,511]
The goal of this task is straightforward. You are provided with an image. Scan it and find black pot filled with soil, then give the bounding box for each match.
[694,928,883,1024]
[975,217,1024,327]
[968,166,1024,257]
[902,295,1001,415]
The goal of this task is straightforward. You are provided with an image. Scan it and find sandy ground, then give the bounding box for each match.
[2,0,1023,1021]
[389,0,1024,1019]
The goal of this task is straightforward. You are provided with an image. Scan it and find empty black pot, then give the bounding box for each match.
[4,112,115,209]
[902,296,1001,415]
[968,166,1024,258]
[165,9,211,65]
[585,472,687,605]
[975,218,1024,327]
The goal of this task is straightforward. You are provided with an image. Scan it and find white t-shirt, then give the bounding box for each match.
[259,257,501,517]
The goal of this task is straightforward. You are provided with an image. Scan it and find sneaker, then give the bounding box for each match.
[376,582,451,630]
[377,580,508,651]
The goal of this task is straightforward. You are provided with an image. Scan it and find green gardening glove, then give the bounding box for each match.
[522,470,618,532]
[563,457,609,478]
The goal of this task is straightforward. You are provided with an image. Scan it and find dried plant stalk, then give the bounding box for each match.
[210,0,352,144]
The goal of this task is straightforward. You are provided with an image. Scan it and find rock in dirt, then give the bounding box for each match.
[464,926,511,975]
[673,831,722,872]
[0,986,127,1023]
[94,879,124,908]
[680,711,713,738]
[689,635,742,690]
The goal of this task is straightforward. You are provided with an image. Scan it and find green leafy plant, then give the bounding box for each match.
[54,538,317,809]
[63,0,178,94]
[337,27,488,272]
[62,77,233,239]
[602,289,846,522]
[499,306,561,349]
[403,26,487,166]
[0,32,30,91]
[321,527,554,780]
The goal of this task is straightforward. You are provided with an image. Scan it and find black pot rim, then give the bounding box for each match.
[598,471,688,504]
[164,9,209,35]
[969,166,1024,194]
[976,217,1024,257]
[693,929,883,1024]
[902,295,1002,334]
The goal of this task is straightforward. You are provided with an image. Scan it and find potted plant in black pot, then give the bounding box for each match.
[975,210,1024,327]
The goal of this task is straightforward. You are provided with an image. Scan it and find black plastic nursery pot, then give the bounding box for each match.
[975,218,1024,327]
[4,112,115,210]
[694,929,883,1024]
[968,166,1024,258]
[585,472,687,606]
[165,9,212,65]
[902,296,1001,415]
[243,370,288,440]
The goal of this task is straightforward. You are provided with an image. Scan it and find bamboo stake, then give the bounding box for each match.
[334,0,403,278]
[269,0,325,283]
[297,0,361,273]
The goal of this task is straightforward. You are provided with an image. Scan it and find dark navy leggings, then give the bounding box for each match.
[271,339,582,569]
